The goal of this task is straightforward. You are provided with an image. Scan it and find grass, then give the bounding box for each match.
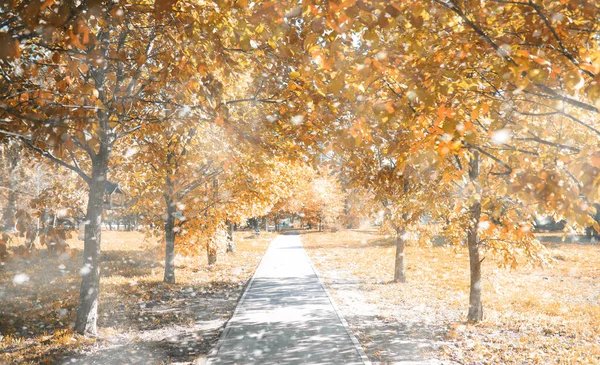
[0,229,275,364]
[302,228,600,365]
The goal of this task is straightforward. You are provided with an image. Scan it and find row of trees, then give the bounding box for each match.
[0,0,297,335]
[266,0,600,323]
[2,0,600,335]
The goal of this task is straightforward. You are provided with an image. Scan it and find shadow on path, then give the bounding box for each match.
[209,235,366,365]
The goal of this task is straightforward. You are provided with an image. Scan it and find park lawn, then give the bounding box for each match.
[302,228,600,365]
[0,230,275,364]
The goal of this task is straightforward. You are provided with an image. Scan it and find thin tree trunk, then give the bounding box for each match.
[164,196,176,284]
[207,243,217,265]
[2,140,19,231]
[207,178,218,265]
[393,228,406,283]
[467,151,483,322]
[75,148,109,336]
[264,217,268,232]
[226,220,235,253]
[3,188,16,231]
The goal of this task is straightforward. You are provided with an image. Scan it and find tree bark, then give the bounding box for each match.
[207,243,217,265]
[226,220,235,253]
[75,147,109,336]
[393,228,406,283]
[467,151,483,322]
[3,187,16,231]
[2,140,19,231]
[164,196,176,284]
[207,178,218,265]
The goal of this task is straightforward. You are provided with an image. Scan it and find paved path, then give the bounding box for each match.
[208,234,368,365]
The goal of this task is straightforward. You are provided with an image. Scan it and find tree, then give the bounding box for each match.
[245,0,600,321]
[0,0,210,335]
[1,139,22,230]
[129,123,225,282]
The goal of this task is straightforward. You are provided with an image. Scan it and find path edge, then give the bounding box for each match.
[205,235,276,364]
[300,238,372,365]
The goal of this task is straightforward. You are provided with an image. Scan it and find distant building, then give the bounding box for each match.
[104,181,125,210]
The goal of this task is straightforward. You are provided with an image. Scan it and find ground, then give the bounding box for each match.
[0,230,275,365]
[2,228,599,364]
[301,228,600,365]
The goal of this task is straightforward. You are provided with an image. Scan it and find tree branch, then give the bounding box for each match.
[22,140,91,185]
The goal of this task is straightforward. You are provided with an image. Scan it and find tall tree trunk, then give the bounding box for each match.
[3,188,16,231]
[207,243,217,265]
[393,228,406,283]
[393,174,411,283]
[226,220,235,253]
[75,148,109,336]
[164,196,176,284]
[264,217,268,232]
[2,140,19,231]
[467,151,483,322]
[207,178,218,265]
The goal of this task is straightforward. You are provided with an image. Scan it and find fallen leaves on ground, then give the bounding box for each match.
[0,230,275,364]
[302,228,600,365]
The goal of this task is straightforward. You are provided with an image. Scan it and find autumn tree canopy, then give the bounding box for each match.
[3,0,600,334]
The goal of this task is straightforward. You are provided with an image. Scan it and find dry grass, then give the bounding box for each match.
[302,228,600,365]
[0,230,275,364]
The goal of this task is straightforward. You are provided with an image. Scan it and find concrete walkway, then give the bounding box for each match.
[208,234,368,365]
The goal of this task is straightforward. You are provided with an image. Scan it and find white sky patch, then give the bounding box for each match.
[551,12,565,22]
[124,146,138,158]
[491,129,511,144]
[291,115,304,125]
[478,220,490,231]
[374,50,388,61]
[178,105,191,117]
[13,273,30,285]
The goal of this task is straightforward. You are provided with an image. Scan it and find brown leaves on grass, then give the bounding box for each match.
[303,229,600,365]
[0,230,274,364]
